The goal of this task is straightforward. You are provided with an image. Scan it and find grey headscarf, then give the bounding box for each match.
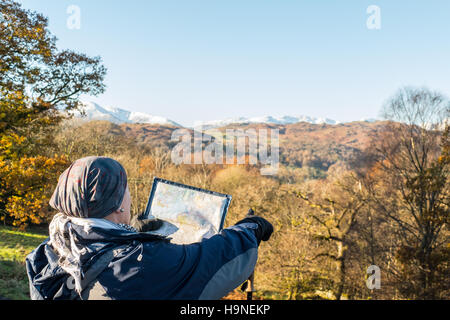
[50,156,128,219]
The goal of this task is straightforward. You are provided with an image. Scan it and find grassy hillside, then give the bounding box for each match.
[0,225,48,300]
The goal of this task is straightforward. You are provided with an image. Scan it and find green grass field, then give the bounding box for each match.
[0,225,48,300]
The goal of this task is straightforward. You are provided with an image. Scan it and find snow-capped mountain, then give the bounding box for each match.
[359,118,378,123]
[193,115,340,129]
[70,101,378,128]
[71,102,181,126]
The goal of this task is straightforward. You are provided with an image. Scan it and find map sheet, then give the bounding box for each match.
[143,178,232,244]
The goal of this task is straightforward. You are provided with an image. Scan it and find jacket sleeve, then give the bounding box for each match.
[141,222,260,300]
[195,222,259,300]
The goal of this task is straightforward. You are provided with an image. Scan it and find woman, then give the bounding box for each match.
[26,156,273,300]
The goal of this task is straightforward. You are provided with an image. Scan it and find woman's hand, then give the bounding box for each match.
[131,213,164,232]
[235,214,273,244]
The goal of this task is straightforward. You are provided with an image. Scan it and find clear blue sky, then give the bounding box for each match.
[18,0,450,126]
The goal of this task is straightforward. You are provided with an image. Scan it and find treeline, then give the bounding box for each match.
[0,0,448,300]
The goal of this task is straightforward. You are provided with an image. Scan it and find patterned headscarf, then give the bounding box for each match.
[49,156,128,219]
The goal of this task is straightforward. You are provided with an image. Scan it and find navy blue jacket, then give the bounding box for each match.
[26,218,259,300]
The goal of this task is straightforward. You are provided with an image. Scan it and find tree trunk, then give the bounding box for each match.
[335,240,347,300]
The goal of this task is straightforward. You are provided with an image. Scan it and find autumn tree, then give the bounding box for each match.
[365,87,449,299]
[0,0,106,228]
[295,173,368,300]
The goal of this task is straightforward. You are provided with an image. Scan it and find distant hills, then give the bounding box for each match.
[74,101,378,128]
[66,117,386,175]
[193,115,341,129]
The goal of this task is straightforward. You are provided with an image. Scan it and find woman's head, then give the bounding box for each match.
[49,156,130,223]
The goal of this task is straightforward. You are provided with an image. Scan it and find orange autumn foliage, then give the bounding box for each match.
[0,155,69,229]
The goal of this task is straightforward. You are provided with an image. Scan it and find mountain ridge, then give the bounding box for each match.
[74,101,379,128]
[71,101,182,127]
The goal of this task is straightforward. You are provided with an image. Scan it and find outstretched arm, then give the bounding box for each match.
[139,216,273,300]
